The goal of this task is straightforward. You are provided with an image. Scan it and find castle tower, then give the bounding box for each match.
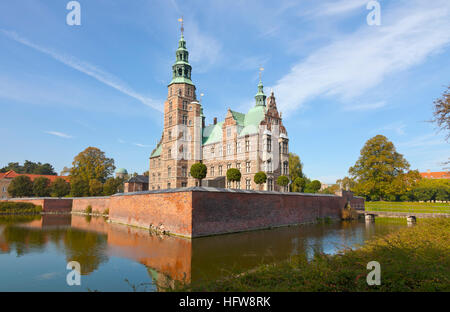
[159,19,203,188]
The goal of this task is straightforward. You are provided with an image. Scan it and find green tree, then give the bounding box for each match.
[0,162,21,173]
[293,177,307,192]
[319,184,340,195]
[51,178,71,197]
[431,85,450,141]
[254,171,267,190]
[277,175,289,191]
[226,168,241,188]
[7,176,33,198]
[305,180,321,193]
[70,177,89,197]
[103,177,123,196]
[32,177,51,197]
[190,163,207,186]
[349,135,410,200]
[289,153,304,191]
[70,147,115,184]
[89,179,104,196]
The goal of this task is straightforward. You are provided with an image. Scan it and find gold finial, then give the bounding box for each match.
[259,67,264,82]
[178,17,184,35]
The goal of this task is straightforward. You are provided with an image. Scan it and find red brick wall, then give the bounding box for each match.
[109,191,193,238]
[72,197,110,214]
[191,192,347,237]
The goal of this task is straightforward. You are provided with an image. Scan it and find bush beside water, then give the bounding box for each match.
[0,202,42,214]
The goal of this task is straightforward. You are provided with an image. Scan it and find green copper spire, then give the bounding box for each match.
[169,19,194,86]
[254,76,266,107]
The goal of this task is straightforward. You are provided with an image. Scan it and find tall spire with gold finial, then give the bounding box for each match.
[255,67,266,106]
[169,17,194,86]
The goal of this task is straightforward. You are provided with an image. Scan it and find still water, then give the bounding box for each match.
[0,214,406,292]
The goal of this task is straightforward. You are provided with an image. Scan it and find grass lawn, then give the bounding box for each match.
[174,218,450,292]
[365,201,450,214]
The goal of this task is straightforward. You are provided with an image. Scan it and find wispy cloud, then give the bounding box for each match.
[343,101,386,111]
[0,29,163,112]
[133,143,151,148]
[118,138,126,144]
[45,131,73,139]
[274,0,450,115]
[185,21,222,72]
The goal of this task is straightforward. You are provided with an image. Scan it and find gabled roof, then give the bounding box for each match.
[203,121,224,145]
[420,171,450,179]
[0,170,70,182]
[150,142,162,158]
[202,105,266,145]
[127,175,149,184]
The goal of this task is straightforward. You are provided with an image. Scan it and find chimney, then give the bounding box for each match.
[213,117,217,125]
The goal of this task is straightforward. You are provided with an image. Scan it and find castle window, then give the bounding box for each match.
[218,144,223,156]
[182,115,187,125]
[182,166,187,177]
[210,146,215,157]
[227,180,231,188]
[218,165,223,176]
[182,101,187,110]
[267,160,272,173]
[268,178,273,191]
[227,163,232,170]
[236,181,241,189]
[169,101,172,111]
[168,130,172,140]
[227,143,232,155]
[282,141,288,154]
[210,167,214,176]
[227,127,231,137]
[246,162,251,173]
[168,149,171,158]
[189,106,192,111]
[181,182,187,187]
[168,116,172,126]
[167,182,171,189]
[236,141,241,153]
[158,173,161,181]
[245,139,250,152]
[246,179,251,190]
[267,135,272,152]
[168,166,171,178]
[189,120,192,126]
[236,163,241,171]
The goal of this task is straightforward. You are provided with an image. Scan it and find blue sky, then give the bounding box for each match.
[0,0,449,183]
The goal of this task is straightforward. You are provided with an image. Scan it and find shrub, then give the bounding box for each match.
[85,205,92,214]
[226,168,241,183]
[0,202,42,214]
[277,176,289,187]
[103,208,109,216]
[254,171,267,190]
[190,163,207,186]
[293,177,306,192]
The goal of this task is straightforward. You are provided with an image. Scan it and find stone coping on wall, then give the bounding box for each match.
[112,187,363,198]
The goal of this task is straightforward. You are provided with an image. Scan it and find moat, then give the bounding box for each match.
[0,214,407,292]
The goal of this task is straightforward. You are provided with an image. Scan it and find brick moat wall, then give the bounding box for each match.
[192,191,347,237]
[72,197,110,214]
[109,191,193,238]
[1,189,365,238]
